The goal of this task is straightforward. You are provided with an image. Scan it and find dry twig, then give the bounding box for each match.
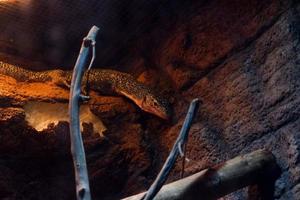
[142,98,200,200]
[69,25,99,200]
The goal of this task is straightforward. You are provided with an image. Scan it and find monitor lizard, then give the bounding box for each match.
[0,61,171,120]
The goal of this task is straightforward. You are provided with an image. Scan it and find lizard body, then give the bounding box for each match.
[0,61,171,119]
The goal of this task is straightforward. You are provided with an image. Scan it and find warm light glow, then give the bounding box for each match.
[0,0,32,10]
[0,0,17,2]
[24,102,106,136]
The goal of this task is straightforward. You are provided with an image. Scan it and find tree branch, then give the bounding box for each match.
[123,149,279,200]
[69,25,100,200]
[142,98,200,200]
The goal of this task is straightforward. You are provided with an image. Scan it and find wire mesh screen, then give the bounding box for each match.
[0,0,171,68]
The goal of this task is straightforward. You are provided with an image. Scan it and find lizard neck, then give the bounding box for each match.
[85,69,148,101]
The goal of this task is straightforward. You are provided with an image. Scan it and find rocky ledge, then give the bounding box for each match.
[0,74,168,200]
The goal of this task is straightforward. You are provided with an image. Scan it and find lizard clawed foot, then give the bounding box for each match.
[48,70,71,89]
[55,79,71,89]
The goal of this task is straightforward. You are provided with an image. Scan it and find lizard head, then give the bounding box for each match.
[141,94,171,120]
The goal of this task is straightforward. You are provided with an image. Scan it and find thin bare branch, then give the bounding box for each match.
[142,98,200,200]
[69,25,100,200]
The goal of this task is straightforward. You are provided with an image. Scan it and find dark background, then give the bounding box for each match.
[0,0,202,69]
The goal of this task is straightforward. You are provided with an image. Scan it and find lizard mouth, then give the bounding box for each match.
[143,106,170,120]
[156,110,170,120]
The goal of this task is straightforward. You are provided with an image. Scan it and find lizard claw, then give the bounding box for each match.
[80,95,90,102]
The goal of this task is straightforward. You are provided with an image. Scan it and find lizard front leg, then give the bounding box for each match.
[48,70,71,89]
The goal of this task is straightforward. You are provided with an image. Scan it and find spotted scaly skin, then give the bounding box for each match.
[0,61,171,119]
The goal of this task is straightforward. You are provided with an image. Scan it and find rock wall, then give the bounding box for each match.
[121,0,300,199]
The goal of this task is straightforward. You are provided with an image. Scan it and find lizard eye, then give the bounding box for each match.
[153,101,158,106]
